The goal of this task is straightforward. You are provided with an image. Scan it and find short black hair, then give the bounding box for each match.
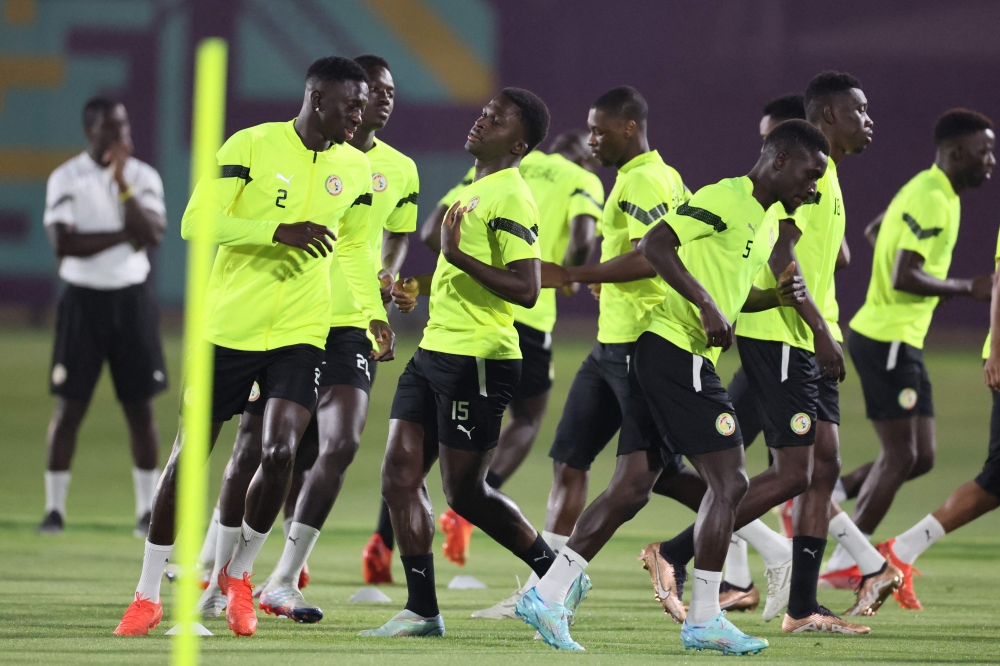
[934,108,994,145]
[804,71,862,120]
[82,96,120,130]
[762,94,805,122]
[591,86,648,123]
[306,56,369,86]
[548,130,588,154]
[354,54,390,73]
[501,87,550,154]
[763,118,831,157]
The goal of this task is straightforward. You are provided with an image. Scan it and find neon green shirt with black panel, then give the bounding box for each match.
[181,120,386,352]
[981,227,1000,359]
[738,160,845,352]
[437,167,476,209]
[420,167,541,360]
[850,164,961,349]
[511,151,604,333]
[329,138,419,329]
[648,177,780,364]
[598,150,689,344]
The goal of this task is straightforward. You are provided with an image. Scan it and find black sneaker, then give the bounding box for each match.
[37,510,64,534]
[134,511,151,539]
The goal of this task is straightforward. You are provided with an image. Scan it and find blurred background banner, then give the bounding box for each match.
[1,0,998,332]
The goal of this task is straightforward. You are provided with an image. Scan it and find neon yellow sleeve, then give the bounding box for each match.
[335,186,388,324]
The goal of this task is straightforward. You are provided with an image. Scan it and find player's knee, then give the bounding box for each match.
[322,435,361,469]
[261,440,294,474]
[910,449,935,479]
[721,469,750,508]
[441,478,483,517]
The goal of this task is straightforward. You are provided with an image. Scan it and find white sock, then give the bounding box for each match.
[892,514,946,565]
[735,519,791,568]
[271,522,320,586]
[831,478,847,504]
[522,531,571,590]
[44,470,70,516]
[723,536,753,589]
[198,508,221,567]
[136,541,173,603]
[282,517,293,539]
[132,467,159,518]
[688,568,723,624]
[208,524,241,592]
[535,546,587,606]
[825,542,853,570]
[226,521,270,579]
[828,512,885,576]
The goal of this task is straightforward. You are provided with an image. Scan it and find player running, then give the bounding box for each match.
[113,56,391,637]
[517,118,821,654]
[360,88,556,639]
[824,109,995,590]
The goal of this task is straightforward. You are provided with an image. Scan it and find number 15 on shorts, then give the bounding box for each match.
[451,401,469,420]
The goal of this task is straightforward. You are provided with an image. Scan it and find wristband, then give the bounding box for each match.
[119,187,134,202]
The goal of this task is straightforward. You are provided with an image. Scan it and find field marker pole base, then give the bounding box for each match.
[166,623,213,636]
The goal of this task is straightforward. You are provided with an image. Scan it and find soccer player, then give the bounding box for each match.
[363,131,603,583]
[825,110,995,597]
[516,119,822,654]
[40,97,167,538]
[114,56,391,637]
[360,88,553,638]
[250,54,417,622]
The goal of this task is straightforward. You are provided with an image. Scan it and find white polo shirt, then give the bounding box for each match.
[43,152,166,290]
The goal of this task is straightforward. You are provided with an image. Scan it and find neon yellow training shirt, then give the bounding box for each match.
[181,120,385,352]
[420,167,541,360]
[329,138,419,329]
[437,167,476,208]
[850,164,961,349]
[647,176,780,364]
[825,279,844,343]
[510,151,604,333]
[982,226,1000,359]
[598,150,689,344]
[738,159,844,352]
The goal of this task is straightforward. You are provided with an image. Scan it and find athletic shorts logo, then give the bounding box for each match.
[898,388,918,410]
[466,196,480,211]
[716,413,736,436]
[152,370,165,383]
[372,173,387,192]
[248,381,260,402]
[325,175,343,196]
[51,363,67,386]
[790,412,812,435]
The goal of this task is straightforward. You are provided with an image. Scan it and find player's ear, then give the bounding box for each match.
[511,138,529,157]
[822,103,836,127]
[772,149,789,171]
[309,89,322,113]
[623,119,637,139]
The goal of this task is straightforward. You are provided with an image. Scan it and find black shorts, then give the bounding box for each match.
[244,326,377,416]
[817,376,840,425]
[50,283,167,403]
[390,348,520,451]
[737,336,819,448]
[975,387,1000,497]
[619,333,743,464]
[848,330,934,420]
[512,322,553,401]
[211,344,322,423]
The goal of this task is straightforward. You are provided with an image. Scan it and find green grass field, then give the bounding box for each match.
[2,328,999,665]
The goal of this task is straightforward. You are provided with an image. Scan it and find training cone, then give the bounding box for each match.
[448,575,487,590]
[165,622,213,636]
[349,587,393,602]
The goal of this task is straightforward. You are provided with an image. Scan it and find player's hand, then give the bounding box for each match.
[103,137,134,188]
[369,319,395,361]
[391,277,420,313]
[699,299,733,350]
[560,282,579,297]
[985,352,1000,392]
[440,201,466,264]
[970,274,994,301]
[588,283,601,301]
[814,329,847,382]
[273,222,336,257]
[776,261,807,306]
[540,261,570,288]
[378,269,394,305]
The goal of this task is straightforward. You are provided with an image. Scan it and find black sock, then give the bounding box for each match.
[788,536,826,619]
[401,553,438,618]
[659,524,696,567]
[484,470,504,490]
[515,533,557,577]
[376,499,395,551]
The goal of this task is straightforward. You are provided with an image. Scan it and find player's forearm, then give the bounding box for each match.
[337,228,388,323]
[893,267,974,298]
[180,179,278,246]
[864,211,885,248]
[566,248,655,284]
[50,227,131,258]
[836,237,850,271]
[382,231,409,277]
[419,204,447,254]
[741,286,780,313]
[639,226,713,311]
[989,268,1000,358]
[562,215,597,268]
[446,250,540,307]
[768,227,826,334]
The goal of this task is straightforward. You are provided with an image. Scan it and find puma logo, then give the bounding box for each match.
[747,222,756,234]
[803,548,818,558]
[695,576,710,584]
[925,529,933,542]
[288,536,299,545]
[411,567,427,577]
[242,534,251,546]
[533,553,550,562]
[457,424,476,439]
[836,531,848,539]
[562,553,576,567]
[276,173,294,185]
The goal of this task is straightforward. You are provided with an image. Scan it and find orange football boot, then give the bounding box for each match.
[818,564,862,590]
[439,508,474,566]
[218,563,257,636]
[877,538,923,610]
[362,533,394,584]
[113,592,163,636]
[298,561,310,589]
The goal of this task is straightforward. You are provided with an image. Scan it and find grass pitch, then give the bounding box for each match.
[1,328,999,664]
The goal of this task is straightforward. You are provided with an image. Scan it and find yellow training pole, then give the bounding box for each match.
[173,37,228,666]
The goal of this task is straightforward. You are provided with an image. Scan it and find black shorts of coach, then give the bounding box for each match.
[512,321,553,401]
[244,326,377,417]
[975,385,1000,497]
[619,332,743,469]
[390,348,519,451]
[207,344,322,423]
[548,339,686,476]
[50,283,167,403]
[736,336,819,448]
[847,330,934,421]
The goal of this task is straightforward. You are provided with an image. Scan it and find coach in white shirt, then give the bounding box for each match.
[39,97,168,538]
